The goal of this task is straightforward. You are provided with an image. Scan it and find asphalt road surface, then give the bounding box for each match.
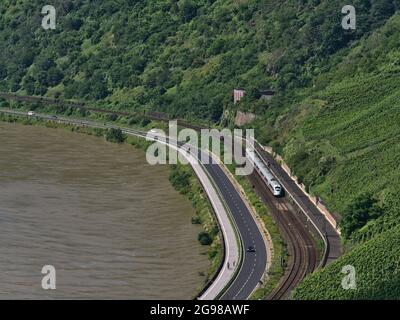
[201,157,267,300]
[0,109,268,300]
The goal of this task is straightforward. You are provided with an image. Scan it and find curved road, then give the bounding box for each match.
[202,158,267,300]
[0,109,268,300]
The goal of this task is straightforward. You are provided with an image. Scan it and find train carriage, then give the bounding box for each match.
[246,148,282,197]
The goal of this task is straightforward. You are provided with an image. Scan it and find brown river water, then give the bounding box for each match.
[0,122,208,299]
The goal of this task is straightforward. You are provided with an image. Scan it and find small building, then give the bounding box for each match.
[259,89,276,101]
[233,89,246,104]
[234,88,276,104]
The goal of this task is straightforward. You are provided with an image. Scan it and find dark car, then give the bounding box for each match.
[246,246,256,253]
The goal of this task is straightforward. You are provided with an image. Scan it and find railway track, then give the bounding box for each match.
[0,92,205,130]
[248,172,318,300]
[0,92,330,299]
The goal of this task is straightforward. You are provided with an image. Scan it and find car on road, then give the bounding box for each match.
[50,115,58,119]
[27,111,35,116]
[246,246,256,253]
[148,128,161,140]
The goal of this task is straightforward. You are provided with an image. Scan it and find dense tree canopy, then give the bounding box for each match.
[2,0,400,299]
[0,0,398,121]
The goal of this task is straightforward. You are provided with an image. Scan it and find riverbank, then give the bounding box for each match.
[0,107,222,297]
[0,121,209,299]
[169,164,223,289]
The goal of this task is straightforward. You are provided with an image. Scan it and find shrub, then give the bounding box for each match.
[140,118,151,127]
[191,216,202,224]
[340,194,384,239]
[105,128,126,143]
[198,231,213,246]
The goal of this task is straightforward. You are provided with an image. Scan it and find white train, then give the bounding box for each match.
[246,148,282,197]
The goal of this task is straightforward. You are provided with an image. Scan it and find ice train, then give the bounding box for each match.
[246,148,282,197]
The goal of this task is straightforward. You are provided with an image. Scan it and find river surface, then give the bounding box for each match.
[0,122,208,299]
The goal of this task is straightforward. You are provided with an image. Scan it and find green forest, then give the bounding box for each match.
[1,0,400,299]
[1,0,398,120]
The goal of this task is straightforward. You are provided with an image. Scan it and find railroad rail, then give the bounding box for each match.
[253,142,342,267]
[0,92,205,130]
[0,92,341,299]
[248,171,318,300]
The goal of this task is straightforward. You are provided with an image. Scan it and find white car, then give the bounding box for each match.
[27,111,35,116]
[148,128,161,141]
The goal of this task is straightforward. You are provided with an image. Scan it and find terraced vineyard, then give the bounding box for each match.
[293,225,400,300]
[1,0,400,300]
[298,73,400,215]
[265,13,400,299]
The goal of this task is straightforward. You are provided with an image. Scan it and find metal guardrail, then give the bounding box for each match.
[200,163,244,300]
[0,108,247,300]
